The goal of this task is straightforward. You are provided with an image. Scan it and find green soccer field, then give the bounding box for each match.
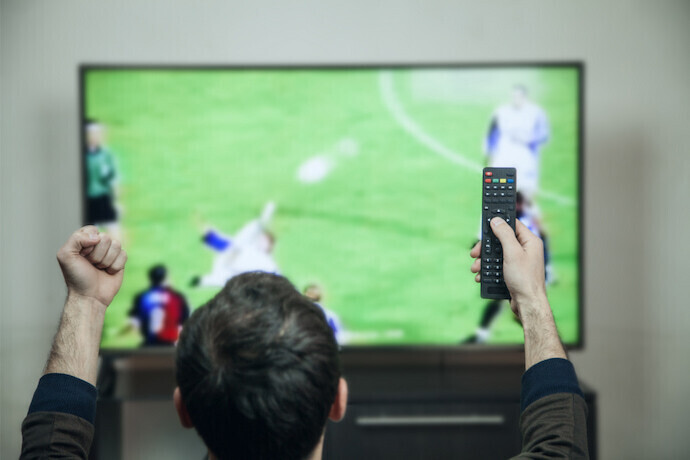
[85,67,580,348]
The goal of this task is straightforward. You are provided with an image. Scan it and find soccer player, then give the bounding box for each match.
[129,264,190,346]
[84,120,121,240]
[191,201,279,288]
[485,85,550,200]
[304,283,346,344]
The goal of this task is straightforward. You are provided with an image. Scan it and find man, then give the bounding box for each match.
[304,283,346,344]
[84,120,121,240]
[191,201,279,288]
[21,219,588,459]
[129,264,190,346]
[485,85,550,200]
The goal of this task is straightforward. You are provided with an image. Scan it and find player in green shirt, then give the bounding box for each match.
[84,120,121,240]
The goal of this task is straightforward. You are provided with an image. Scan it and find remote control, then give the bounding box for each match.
[480,167,517,299]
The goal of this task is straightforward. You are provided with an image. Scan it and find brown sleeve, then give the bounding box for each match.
[511,393,589,459]
[20,411,94,459]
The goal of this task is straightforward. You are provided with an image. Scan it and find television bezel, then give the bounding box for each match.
[79,62,585,355]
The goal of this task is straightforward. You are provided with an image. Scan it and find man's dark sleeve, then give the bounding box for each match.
[511,358,589,459]
[20,373,98,459]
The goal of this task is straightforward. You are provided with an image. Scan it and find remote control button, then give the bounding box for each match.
[500,185,506,190]
[494,208,502,214]
[500,192,506,197]
[508,185,514,190]
[485,178,492,183]
[484,258,491,263]
[494,265,501,270]
[494,258,501,263]
[485,171,493,176]
[492,179,499,183]
[494,279,501,284]
[492,185,498,190]
[506,171,515,176]
[495,246,502,254]
[484,205,489,210]
[507,179,514,183]
[485,185,491,190]
[493,192,498,197]
[500,178,507,183]
[494,272,501,277]
[485,192,491,197]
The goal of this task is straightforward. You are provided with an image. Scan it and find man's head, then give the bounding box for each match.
[85,120,104,151]
[174,272,346,460]
[148,264,167,287]
[512,84,529,108]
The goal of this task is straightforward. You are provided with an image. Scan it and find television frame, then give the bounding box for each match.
[79,62,585,356]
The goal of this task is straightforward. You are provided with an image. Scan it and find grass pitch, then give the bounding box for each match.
[85,67,580,348]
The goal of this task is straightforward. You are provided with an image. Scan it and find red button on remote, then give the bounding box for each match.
[484,178,492,183]
[485,171,493,176]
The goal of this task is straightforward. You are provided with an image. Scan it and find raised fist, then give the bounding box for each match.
[56,226,127,307]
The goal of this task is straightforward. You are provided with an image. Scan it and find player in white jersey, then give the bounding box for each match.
[191,202,279,288]
[485,85,549,200]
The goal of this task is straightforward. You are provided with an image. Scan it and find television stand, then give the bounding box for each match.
[324,352,597,459]
[91,351,596,459]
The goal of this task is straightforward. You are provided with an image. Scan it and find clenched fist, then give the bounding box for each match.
[56,226,127,307]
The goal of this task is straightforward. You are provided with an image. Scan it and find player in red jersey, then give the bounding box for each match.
[129,265,190,346]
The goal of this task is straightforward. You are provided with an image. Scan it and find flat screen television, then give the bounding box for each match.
[81,63,583,350]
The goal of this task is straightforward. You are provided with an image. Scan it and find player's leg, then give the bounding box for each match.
[462,300,504,344]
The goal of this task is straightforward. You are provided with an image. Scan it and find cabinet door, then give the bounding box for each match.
[324,402,521,460]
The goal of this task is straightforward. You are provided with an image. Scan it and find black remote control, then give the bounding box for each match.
[480,167,517,299]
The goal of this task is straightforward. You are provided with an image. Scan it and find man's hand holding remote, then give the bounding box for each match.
[471,217,567,369]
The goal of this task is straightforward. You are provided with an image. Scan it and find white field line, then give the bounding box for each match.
[378,71,575,207]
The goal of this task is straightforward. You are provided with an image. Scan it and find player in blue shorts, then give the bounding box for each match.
[303,284,346,345]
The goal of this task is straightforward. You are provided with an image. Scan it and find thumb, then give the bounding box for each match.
[59,226,101,259]
[490,217,519,254]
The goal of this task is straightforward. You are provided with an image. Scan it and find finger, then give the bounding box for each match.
[106,250,127,274]
[86,234,112,265]
[475,273,481,283]
[98,239,122,269]
[469,240,481,258]
[514,219,539,246]
[490,217,519,254]
[58,228,101,259]
[471,257,481,273]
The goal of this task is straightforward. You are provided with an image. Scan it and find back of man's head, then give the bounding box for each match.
[175,272,341,460]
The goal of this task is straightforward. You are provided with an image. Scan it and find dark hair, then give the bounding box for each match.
[148,265,167,287]
[175,272,341,460]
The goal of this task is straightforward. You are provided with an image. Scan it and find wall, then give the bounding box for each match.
[2,0,689,458]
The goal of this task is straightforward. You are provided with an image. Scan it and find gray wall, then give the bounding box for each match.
[2,0,689,458]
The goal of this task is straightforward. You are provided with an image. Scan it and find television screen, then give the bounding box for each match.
[81,64,582,349]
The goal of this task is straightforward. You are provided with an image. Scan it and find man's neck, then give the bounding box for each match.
[206,435,325,460]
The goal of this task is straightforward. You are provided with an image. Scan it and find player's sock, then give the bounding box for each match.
[475,327,491,343]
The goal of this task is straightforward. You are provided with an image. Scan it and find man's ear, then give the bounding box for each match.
[328,378,348,422]
[174,387,194,429]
